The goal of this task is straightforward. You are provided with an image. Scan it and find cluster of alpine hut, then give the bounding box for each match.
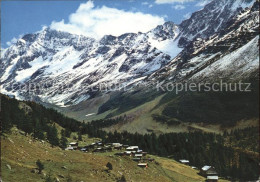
[65,142,153,168]
[113,144,154,168]
[179,160,219,182]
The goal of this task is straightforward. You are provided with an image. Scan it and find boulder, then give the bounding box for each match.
[6,164,11,170]
[31,169,38,173]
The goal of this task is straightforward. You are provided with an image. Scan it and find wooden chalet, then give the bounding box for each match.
[124,151,132,156]
[134,154,143,158]
[206,176,218,182]
[136,150,143,154]
[114,145,123,150]
[131,151,136,154]
[97,142,104,146]
[69,142,78,150]
[65,146,74,151]
[112,143,121,146]
[80,148,88,152]
[126,146,139,151]
[179,159,189,165]
[138,163,148,168]
[200,166,218,177]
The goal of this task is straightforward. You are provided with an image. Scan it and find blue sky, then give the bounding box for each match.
[1,0,210,48]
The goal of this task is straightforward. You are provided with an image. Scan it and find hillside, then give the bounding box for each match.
[1,94,258,181]
[1,128,211,182]
[90,78,259,134]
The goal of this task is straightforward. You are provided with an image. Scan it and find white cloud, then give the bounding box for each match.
[196,0,212,7]
[142,2,149,5]
[173,4,186,10]
[50,1,164,39]
[155,0,194,4]
[6,37,18,47]
[149,4,154,8]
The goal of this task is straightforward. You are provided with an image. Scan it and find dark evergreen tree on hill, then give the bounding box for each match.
[36,159,44,174]
[64,128,71,138]
[78,131,82,141]
[47,125,59,147]
[106,162,113,170]
[33,119,45,140]
[60,129,68,149]
[1,113,12,133]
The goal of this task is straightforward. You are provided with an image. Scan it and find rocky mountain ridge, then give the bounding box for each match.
[0,0,258,109]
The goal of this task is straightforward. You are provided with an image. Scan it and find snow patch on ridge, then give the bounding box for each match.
[193,36,259,78]
[15,56,46,82]
[148,38,182,58]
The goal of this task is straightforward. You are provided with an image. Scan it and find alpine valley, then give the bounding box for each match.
[1,0,260,181]
[1,0,259,133]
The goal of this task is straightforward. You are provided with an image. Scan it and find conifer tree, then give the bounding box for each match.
[78,131,82,141]
[47,125,59,146]
[33,119,45,140]
[60,129,68,149]
[36,159,44,174]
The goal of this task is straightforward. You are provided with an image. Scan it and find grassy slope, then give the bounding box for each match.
[1,128,225,182]
[102,94,181,135]
[101,93,258,134]
[56,83,258,135]
[49,94,111,122]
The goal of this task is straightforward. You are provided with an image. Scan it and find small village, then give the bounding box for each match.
[65,141,152,168]
[66,141,219,182]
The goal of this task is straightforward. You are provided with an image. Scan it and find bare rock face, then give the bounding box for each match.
[178,0,256,47]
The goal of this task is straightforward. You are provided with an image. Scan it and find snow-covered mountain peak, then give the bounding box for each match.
[0,0,258,108]
[1,23,178,106]
[149,21,179,40]
[178,0,256,47]
[148,1,259,84]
